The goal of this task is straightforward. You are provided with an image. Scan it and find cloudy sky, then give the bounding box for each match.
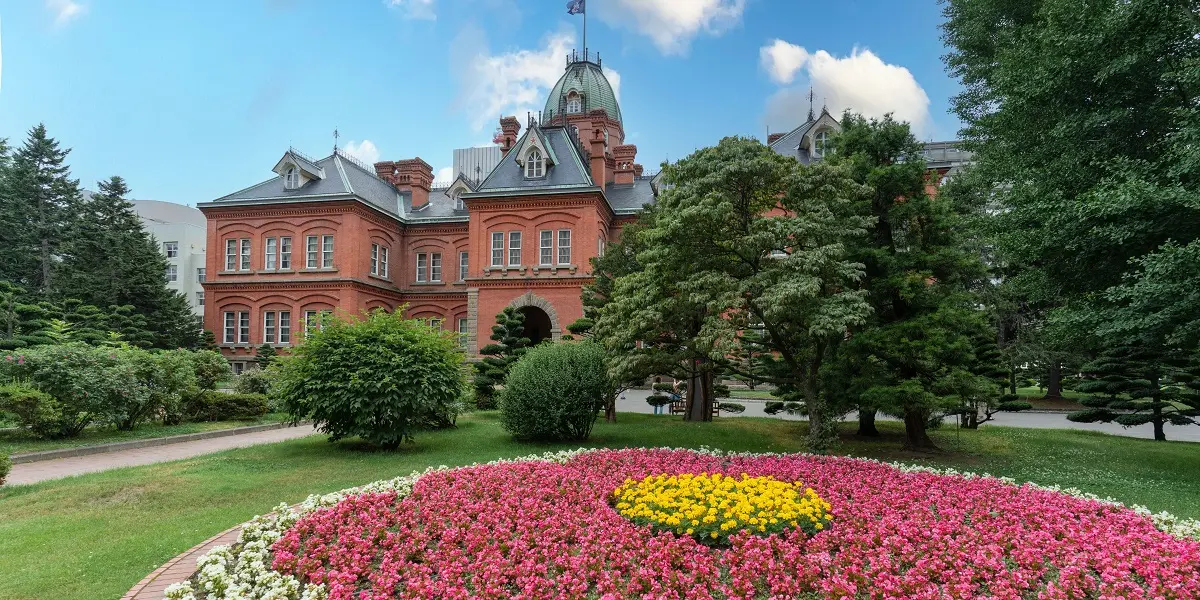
[0,0,959,205]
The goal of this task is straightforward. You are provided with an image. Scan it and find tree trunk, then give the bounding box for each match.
[1044,361,1062,400]
[1153,418,1166,441]
[684,365,714,422]
[1008,369,1017,395]
[902,408,938,451]
[856,408,880,436]
[605,391,617,423]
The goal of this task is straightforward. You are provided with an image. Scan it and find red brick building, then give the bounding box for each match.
[199,50,970,370]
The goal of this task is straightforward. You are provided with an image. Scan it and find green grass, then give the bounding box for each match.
[0,414,290,456]
[1,412,1198,600]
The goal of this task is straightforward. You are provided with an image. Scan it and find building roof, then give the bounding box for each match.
[475,125,595,192]
[605,178,657,215]
[131,199,207,228]
[768,119,816,163]
[542,57,622,126]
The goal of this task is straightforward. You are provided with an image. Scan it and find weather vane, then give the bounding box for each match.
[333,128,340,152]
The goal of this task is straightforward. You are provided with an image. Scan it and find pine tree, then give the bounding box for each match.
[1,124,82,296]
[199,330,220,352]
[1069,342,1200,441]
[0,282,55,350]
[256,344,277,369]
[60,299,113,346]
[472,307,529,409]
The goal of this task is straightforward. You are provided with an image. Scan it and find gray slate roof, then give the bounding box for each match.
[475,126,594,193]
[605,179,657,215]
[769,119,816,164]
[404,186,470,223]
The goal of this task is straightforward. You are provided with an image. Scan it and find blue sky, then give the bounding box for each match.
[0,0,960,206]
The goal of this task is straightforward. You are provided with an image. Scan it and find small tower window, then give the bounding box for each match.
[566,92,582,114]
[284,166,300,189]
[525,149,544,178]
[813,131,829,159]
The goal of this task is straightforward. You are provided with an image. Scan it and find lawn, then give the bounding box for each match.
[0,412,1197,600]
[0,413,290,456]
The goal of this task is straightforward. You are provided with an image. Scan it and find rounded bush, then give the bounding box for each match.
[0,451,9,486]
[274,311,464,449]
[183,391,270,422]
[499,340,608,441]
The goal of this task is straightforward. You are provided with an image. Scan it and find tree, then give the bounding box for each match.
[1,124,82,296]
[198,330,220,352]
[596,137,873,450]
[0,282,56,350]
[827,113,989,450]
[472,307,529,408]
[255,344,277,369]
[1068,341,1200,441]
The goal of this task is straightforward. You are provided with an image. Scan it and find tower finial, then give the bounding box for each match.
[333,127,340,152]
[807,88,814,122]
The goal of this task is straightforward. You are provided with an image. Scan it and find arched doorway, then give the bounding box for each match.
[519,306,553,346]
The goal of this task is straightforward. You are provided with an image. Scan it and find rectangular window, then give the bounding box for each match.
[263,311,276,344]
[166,265,178,282]
[223,312,236,344]
[225,239,237,271]
[598,238,605,257]
[491,232,504,267]
[430,252,442,282]
[304,310,318,334]
[279,311,291,344]
[238,311,250,344]
[557,229,572,265]
[164,241,178,258]
[416,253,428,283]
[508,231,522,266]
[539,230,553,265]
[197,268,206,283]
[322,235,334,268]
[279,236,292,269]
[428,318,443,329]
[306,235,318,268]
[457,317,469,347]
[370,244,379,276]
[380,246,389,278]
[232,362,245,376]
[196,291,205,306]
[458,251,468,281]
[265,237,277,270]
[240,239,251,271]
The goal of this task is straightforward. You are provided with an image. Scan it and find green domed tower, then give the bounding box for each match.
[542,50,624,144]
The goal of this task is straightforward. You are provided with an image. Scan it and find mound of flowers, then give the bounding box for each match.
[166,448,1200,600]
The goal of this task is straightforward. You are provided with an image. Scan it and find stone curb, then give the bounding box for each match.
[10,422,300,464]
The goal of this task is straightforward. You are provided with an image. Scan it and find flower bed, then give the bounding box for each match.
[166,448,1200,600]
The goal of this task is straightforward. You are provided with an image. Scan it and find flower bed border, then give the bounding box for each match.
[161,447,1200,600]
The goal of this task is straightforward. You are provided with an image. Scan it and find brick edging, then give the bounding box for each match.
[120,524,243,600]
[10,422,301,465]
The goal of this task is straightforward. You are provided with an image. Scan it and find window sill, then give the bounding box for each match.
[218,270,257,275]
[299,268,338,273]
[531,264,577,274]
[259,269,296,274]
[368,274,393,284]
[411,281,446,286]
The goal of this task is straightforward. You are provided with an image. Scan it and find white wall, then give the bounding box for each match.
[132,200,207,318]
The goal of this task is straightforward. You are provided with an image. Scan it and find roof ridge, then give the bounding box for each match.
[332,154,353,194]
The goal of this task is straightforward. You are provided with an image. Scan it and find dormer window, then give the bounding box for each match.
[813,131,829,159]
[525,149,545,178]
[453,189,465,210]
[566,92,582,114]
[284,166,300,189]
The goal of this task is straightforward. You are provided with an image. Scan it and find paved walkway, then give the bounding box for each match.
[5,425,319,486]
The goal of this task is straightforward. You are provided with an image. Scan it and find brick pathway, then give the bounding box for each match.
[120,524,243,600]
[5,425,319,485]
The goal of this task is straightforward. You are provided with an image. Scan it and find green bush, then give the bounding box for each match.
[0,345,132,438]
[718,402,746,414]
[274,311,464,449]
[183,391,270,422]
[189,350,231,390]
[499,340,608,441]
[647,393,673,407]
[0,451,10,485]
[235,367,273,395]
[652,382,675,393]
[112,348,197,430]
[0,382,61,439]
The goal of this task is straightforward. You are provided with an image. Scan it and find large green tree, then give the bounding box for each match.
[472,306,529,409]
[1069,341,1200,441]
[596,137,873,450]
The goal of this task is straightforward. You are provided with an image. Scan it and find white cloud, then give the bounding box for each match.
[453,27,623,132]
[434,166,454,184]
[594,0,745,55]
[341,140,381,165]
[760,43,932,136]
[603,66,621,102]
[46,0,85,27]
[385,0,436,20]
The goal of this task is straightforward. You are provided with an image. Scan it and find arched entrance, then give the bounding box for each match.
[519,306,553,346]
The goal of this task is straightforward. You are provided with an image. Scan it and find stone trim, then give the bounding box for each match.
[507,291,563,341]
[466,288,480,357]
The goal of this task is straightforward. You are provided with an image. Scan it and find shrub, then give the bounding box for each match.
[274,311,464,449]
[235,367,273,396]
[189,350,231,390]
[0,382,60,439]
[499,340,608,441]
[183,391,270,422]
[112,348,197,430]
[0,451,9,485]
[718,402,746,414]
[646,393,673,407]
[0,345,131,438]
[652,382,675,393]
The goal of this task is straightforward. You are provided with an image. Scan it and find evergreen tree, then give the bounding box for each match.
[0,282,55,350]
[1,124,82,296]
[199,330,220,352]
[472,307,529,408]
[1069,342,1200,441]
[60,299,113,346]
[106,304,155,348]
[256,344,277,369]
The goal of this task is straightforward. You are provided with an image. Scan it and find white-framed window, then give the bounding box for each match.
[566,93,582,114]
[598,237,606,257]
[427,317,444,329]
[814,130,829,159]
[524,149,544,178]
[239,311,250,344]
[279,236,292,269]
[232,361,246,376]
[263,311,277,344]
[557,229,572,265]
[321,235,334,268]
[223,312,236,344]
[303,310,328,334]
[491,232,504,267]
[457,317,469,346]
[370,244,379,276]
[240,239,252,271]
[284,166,299,189]
[166,265,178,282]
[416,253,428,283]
[458,251,468,281]
[197,268,206,283]
[279,311,291,344]
[265,237,278,270]
[380,246,389,278]
[225,239,237,271]
[430,252,442,282]
[508,232,521,266]
[196,291,205,306]
[306,235,318,268]
[164,241,178,258]
[539,230,553,265]
[453,189,465,211]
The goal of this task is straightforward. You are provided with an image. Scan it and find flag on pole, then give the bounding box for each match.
[566,0,585,15]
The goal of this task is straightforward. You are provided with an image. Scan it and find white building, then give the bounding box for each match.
[132,200,208,317]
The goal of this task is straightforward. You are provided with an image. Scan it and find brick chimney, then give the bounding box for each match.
[767,132,786,145]
[498,116,521,157]
[613,144,637,185]
[373,160,396,181]
[633,163,644,178]
[588,129,607,186]
[395,158,434,209]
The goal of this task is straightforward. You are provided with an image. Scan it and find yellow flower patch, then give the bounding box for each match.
[612,473,832,545]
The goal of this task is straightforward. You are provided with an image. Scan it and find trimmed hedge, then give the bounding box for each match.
[499,340,608,441]
[184,391,270,422]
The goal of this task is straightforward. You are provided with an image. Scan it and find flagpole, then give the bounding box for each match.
[583,2,587,60]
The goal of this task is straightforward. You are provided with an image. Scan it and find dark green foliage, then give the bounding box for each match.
[183,391,270,422]
[717,402,745,414]
[499,341,608,441]
[1067,343,1200,441]
[255,344,277,369]
[199,330,220,352]
[651,382,675,393]
[0,451,9,485]
[188,350,231,390]
[566,317,594,336]
[0,345,131,438]
[764,401,804,416]
[472,306,528,409]
[275,311,463,449]
[235,368,273,395]
[646,394,673,407]
[110,348,196,430]
[0,282,55,350]
[0,382,60,439]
